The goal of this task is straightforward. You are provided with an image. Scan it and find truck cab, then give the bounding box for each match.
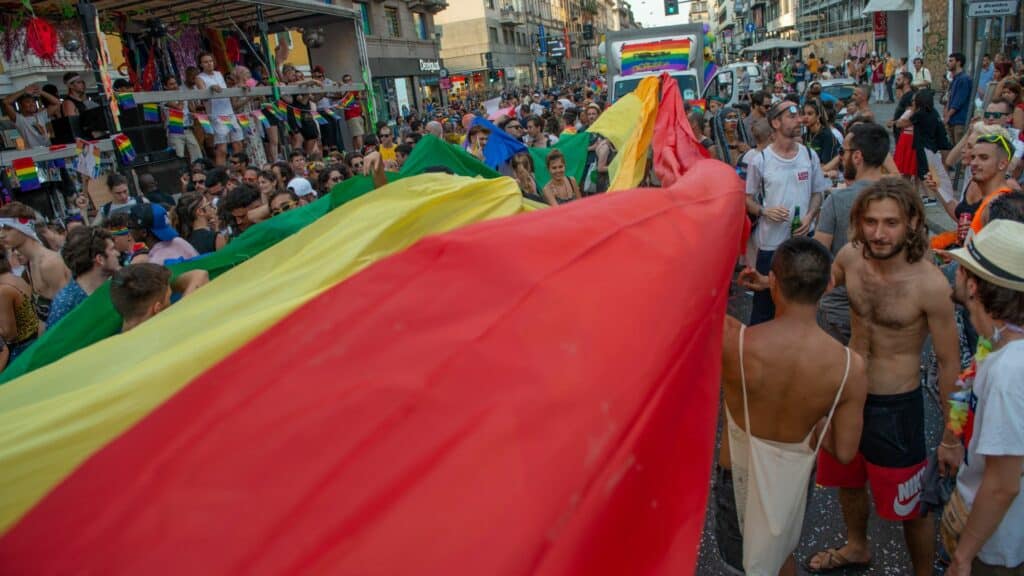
[605,25,741,109]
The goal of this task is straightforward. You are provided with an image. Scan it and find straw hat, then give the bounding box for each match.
[942,220,1024,292]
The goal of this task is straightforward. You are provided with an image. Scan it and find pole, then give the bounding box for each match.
[77,1,118,133]
[256,5,281,102]
[965,17,991,123]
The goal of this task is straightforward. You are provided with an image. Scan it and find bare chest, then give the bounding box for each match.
[847,269,924,331]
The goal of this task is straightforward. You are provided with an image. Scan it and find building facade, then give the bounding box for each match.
[436,0,617,95]
[354,0,447,121]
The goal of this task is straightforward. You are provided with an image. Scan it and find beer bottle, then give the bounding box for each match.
[790,206,802,235]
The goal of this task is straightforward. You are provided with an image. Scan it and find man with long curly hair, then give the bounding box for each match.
[808,177,960,574]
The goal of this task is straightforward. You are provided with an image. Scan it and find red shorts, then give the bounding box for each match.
[817,450,927,521]
[816,388,928,521]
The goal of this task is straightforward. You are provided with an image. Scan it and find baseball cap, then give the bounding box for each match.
[287,177,315,198]
[128,203,178,242]
[940,220,1024,292]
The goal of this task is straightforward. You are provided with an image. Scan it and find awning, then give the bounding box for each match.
[24,0,359,31]
[741,38,809,52]
[862,0,913,13]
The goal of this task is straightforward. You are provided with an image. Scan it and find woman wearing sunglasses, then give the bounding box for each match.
[711,106,752,167]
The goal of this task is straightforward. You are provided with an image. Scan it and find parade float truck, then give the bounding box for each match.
[605,24,741,107]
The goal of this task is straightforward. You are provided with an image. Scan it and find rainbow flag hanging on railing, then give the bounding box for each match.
[253,110,270,129]
[167,109,185,135]
[237,114,251,133]
[195,114,213,134]
[312,111,328,126]
[142,103,160,122]
[112,133,136,164]
[115,92,136,110]
[12,157,40,191]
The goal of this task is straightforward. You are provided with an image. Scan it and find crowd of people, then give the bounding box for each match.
[2,45,1023,576]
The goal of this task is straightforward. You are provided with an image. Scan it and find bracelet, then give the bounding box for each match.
[940,441,962,449]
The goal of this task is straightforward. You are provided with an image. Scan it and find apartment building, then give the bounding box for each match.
[437,0,617,93]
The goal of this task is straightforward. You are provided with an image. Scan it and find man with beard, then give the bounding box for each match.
[814,121,889,344]
[745,100,831,325]
[808,178,960,574]
[742,178,961,574]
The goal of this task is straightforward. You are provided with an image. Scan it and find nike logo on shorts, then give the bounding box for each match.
[893,492,921,517]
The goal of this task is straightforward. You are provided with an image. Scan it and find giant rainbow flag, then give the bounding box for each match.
[0,75,746,575]
[619,38,691,76]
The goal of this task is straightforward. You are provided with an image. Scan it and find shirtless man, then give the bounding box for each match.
[742,177,960,574]
[718,237,868,575]
[0,202,70,324]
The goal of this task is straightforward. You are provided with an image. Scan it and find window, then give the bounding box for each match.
[385,7,401,38]
[487,0,495,8]
[413,12,429,40]
[358,3,372,35]
[489,26,499,44]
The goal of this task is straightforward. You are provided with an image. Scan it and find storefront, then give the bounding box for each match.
[370,57,441,122]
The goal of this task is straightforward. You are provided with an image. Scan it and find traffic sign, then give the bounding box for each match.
[968,0,1018,16]
[745,22,755,34]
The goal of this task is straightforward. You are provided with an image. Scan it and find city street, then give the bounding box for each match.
[696,97,952,575]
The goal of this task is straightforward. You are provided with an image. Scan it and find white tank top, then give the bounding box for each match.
[197,71,234,117]
[726,324,850,575]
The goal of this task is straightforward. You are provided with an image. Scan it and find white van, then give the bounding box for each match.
[724,62,764,95]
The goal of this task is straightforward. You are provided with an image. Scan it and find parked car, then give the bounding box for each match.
[803,78,857,104]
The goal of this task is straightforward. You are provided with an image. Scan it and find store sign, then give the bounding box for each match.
[968,0,1018,16]
[419,59,441,72]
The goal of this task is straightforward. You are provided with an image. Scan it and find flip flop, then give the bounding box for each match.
[803,548,872,574]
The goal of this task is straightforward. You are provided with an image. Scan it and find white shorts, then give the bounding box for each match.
[211,114,244,145]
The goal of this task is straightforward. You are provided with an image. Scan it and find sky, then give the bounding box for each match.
[631,0,690,27]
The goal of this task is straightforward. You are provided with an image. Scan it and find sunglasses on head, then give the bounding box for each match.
[976,133,1012,157]
[770,104,799,119]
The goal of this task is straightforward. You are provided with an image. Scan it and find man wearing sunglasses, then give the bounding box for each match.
[745,100,831,325]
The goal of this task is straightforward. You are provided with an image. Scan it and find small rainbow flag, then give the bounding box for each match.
[142,103,160,122]
[321,108,337,120]
[292,106,304,123]
[167,109,185,135]
[263,104,281,122]
[195,114,213,134]
[339,92,356,109]
[619,38,691,76]
[112,133,136,164]
[116,92,136,110]
[276,100,289,118]
[237,114,251,132]
[217,115,234,127]
[12,157,40,191]
[312,111,328,126]
[687,99,706,113]
[253,110,270,129]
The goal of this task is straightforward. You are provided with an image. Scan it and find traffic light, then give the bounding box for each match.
[664,0,678,15]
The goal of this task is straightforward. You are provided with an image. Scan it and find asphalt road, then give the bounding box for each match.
[696,99,952,575]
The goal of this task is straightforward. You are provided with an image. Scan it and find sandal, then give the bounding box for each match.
[804,548,872,574]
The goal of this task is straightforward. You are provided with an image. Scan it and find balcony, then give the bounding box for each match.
[0,25,88,95]
[691,1,708,11]
[499,5,525,25]
[408,0,449,13]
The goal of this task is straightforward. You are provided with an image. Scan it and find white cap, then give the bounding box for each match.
[287,177,315,198]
